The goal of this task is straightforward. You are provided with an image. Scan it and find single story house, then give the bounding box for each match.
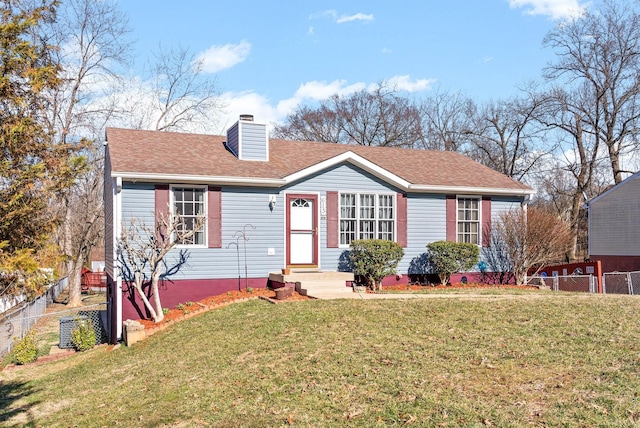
[104,116,535,342]
[588,171,640,272]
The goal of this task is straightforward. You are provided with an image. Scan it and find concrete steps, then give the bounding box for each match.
[268,270,355,299]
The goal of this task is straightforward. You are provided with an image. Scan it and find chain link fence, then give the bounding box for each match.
[602,271,640,295]
[528,274,596,293]
[0,277,107,358]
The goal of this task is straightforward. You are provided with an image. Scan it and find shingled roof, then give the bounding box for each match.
[106,127,534,195]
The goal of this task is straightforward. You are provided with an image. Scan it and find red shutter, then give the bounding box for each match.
[154,184,170,240]
[482,196,492,247]
[446,194,457,242]
[208,187,222,248]
[397,193,407,247]
[155,184,170,222]
[327,191,338,248]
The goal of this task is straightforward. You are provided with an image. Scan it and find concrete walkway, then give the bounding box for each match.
[308,290,551,300]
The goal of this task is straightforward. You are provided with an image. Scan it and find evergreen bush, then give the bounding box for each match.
[71,318,96,352]
[427,241,480,285]
[349,239,404,291]
[12,330,38,365]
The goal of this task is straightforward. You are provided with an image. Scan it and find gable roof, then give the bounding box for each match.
[106,127,535,196]
[588,170,640,206]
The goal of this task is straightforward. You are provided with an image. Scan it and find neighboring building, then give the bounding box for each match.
[588,171,640,272]
[104,116,535,341]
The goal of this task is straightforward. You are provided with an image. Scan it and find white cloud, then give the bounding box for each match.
[381,47,392,54]
[508,0,586,20]
[386,75,436,93]
[219,77,436,128]
[309,10,337,20]
[104,76,437,134]
[479,55,494,64]
[310,9,374,24]
[336,13,374,23]
[218,91,281,131]
[195,40,251,73]
[275,80,365,117]
[294,79,366,100]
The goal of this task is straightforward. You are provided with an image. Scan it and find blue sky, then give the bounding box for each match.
[118,0,587,131]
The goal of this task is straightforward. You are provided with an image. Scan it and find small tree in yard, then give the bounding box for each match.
[349,240,404,291]
[427,241,480,285]
[117,212,204,323]
[495,207,572,285]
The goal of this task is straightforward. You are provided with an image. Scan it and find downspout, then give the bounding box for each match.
[521,193,531,284]
[115,176,123,341]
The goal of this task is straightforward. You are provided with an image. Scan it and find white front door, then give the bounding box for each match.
[287,195,318,266]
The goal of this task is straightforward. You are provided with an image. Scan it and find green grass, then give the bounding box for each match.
[2,294,640,426]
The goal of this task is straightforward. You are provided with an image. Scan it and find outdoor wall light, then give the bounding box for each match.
[269,194,277,210]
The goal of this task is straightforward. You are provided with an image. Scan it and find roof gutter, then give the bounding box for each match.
[113,173,536,197]
[112,172,286,187]
[408,184,536,197]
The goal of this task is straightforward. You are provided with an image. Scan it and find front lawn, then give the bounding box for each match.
[2,294,640,426]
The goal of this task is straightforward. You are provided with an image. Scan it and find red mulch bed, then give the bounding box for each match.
[137,287,310,328]
[137,283,537,328]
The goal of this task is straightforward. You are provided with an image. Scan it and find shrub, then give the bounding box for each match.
[426,241,480,285]
[12,330,38,365]
[71,318,96,352]
[349,239,404,291]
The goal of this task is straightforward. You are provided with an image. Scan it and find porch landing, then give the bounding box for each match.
[268,270,356,299]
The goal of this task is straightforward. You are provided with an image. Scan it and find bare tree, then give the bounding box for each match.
[272,102,343,143]
[273,82,424,147]
[494,207,573,285]
[419,88,476,151]
[39,0,131,307]
[543,0,640,184]
[120,45,223,133]
[117,213,204,323]
[465,93,551,180]
[53,147,104,300]
[536,86,612,260]
[338,83,423,147]
[42,0,131,141]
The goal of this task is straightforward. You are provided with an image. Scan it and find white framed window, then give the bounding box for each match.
[457,197,479,245]
[172,186,206,246]
[339,192,395,246]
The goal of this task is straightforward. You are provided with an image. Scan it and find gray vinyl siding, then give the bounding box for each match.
[491,196,522,218]
[116,167,527,280]
[286,163,400,271]
[179,187,284,279]
[119,183,284,280]
[402,194,447,273]
[590,175,640,256]
[121,183,156,227]
[239,122,268,161]
[226,122,239,157]
[286,163,399,194]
